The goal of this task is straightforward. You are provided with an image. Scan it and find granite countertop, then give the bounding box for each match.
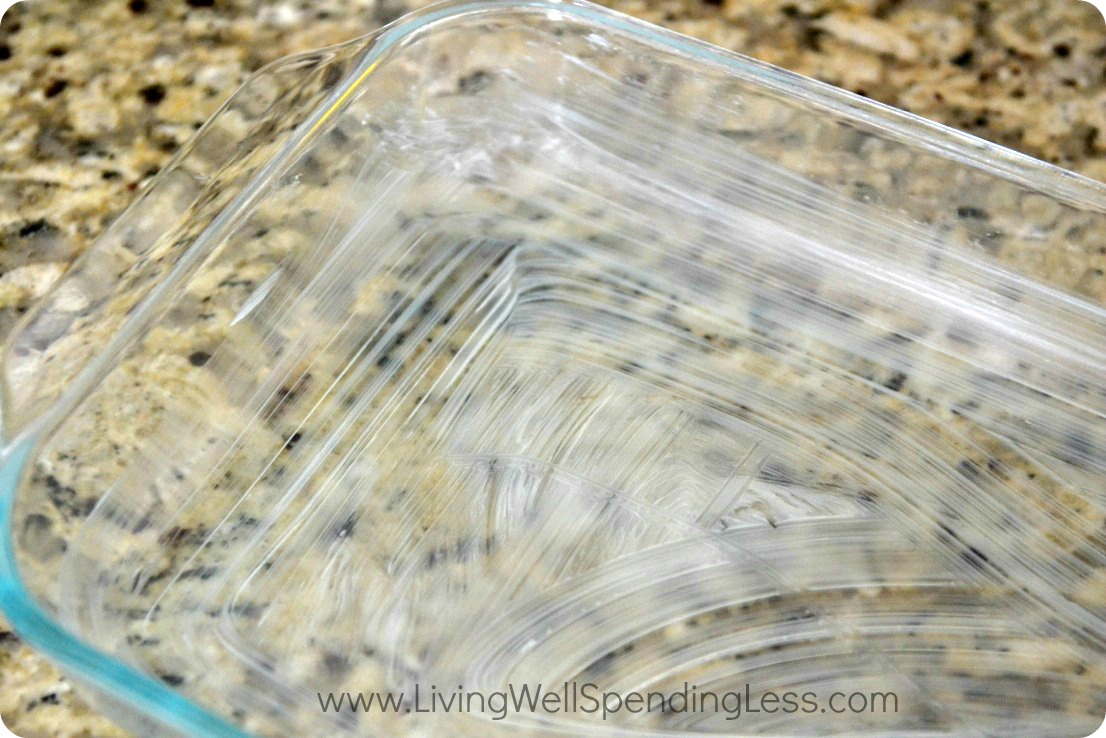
[1,0,1105,736]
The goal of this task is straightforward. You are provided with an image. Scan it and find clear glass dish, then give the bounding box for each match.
[1,0,1104,735]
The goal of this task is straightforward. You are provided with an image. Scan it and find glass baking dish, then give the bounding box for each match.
[1,0,1104,735]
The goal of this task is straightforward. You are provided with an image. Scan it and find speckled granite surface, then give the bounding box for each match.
[0,0,1104,736]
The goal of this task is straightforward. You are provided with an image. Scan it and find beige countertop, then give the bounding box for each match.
[1,0,1105,736]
